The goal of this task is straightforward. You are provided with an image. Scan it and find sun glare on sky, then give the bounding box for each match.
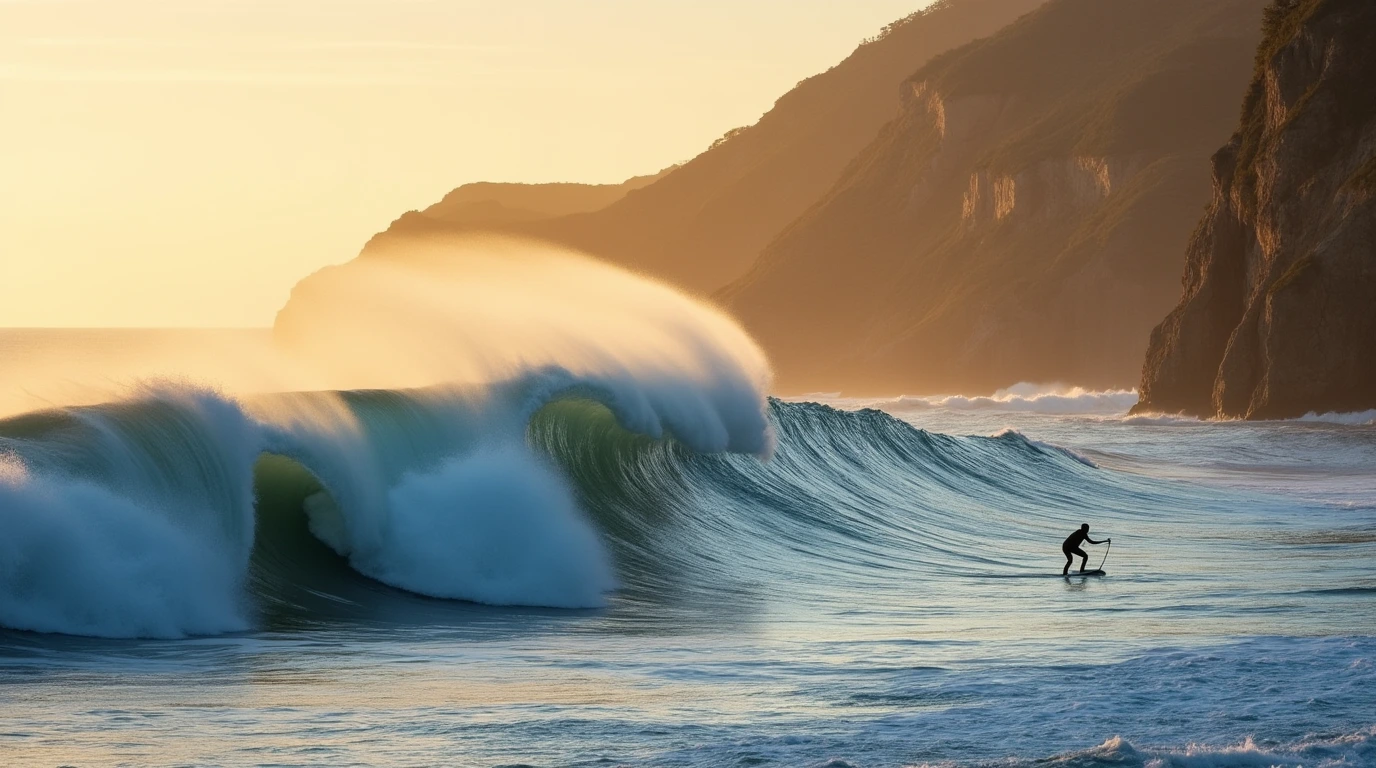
[0,0,930,327]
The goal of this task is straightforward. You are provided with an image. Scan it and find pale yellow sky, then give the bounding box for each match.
[0,0,930,327]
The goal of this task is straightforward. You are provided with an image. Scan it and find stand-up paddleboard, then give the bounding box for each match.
[1063,541,1112,578]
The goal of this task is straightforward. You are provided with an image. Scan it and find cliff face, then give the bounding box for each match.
[722,0,1267,394]
[1136,0,1376,418]
[348,0,1046,293]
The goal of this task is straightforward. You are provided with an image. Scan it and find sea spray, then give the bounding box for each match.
[272,236,773,405]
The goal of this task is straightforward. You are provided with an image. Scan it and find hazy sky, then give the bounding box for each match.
[0,0,930,327]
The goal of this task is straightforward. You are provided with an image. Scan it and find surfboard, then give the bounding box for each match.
[1064,569,1105,577]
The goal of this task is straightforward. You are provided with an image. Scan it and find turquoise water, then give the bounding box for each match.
[0,331,1373,767]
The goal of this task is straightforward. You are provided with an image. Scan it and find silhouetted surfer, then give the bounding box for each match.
[1062,524,1109,575]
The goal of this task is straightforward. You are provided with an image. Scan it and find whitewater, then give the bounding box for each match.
[1,243,1372,767]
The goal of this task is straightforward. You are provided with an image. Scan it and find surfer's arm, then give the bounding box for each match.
[1087,537,1106,545]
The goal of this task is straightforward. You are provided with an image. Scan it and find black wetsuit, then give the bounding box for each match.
[1062,529,1105,573]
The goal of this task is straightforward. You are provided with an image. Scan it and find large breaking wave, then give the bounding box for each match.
[0,236,781,637]
[0,380,1133,638]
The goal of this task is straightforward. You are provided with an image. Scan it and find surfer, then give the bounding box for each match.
[1062,524,1109,575]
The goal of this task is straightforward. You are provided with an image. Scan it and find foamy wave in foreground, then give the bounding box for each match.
[1059,729,1373,768]
[907,728,1376,768]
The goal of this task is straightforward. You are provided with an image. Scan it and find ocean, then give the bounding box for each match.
[1,330,1373,768]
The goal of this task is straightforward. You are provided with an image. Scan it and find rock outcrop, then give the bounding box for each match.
[1136,0,1376,418]
[722,0,1267,394]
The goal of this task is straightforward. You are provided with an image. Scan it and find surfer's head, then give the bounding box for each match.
[1080,523,1089,532]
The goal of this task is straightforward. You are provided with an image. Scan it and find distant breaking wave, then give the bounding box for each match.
[1297,409,1376,427]
[809,383,1140,415]
[1122,410,1376,427]
[825,384,1376,426]
[1119,413,1203,426]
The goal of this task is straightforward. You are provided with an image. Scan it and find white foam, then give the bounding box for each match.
[1120,412,1203,426]
[905,729,1376,768]
[0,385,258,639]
[370,446,615,608]
[1084,730,1373,768]
[813,383,1140,416]
[0,469,250,639]
[1296,409,1376,426]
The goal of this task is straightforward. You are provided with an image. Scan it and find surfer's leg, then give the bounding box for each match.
[1073,547,1088,573]
[1062,548,1073,575]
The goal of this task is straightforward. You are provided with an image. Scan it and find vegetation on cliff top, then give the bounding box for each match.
[1235,0,1338,202]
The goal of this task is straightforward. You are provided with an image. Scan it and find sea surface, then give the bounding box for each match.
[1,330,1373,768]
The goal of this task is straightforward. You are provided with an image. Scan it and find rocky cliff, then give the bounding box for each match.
[1136,0,1376,418]
[722,0,1267,394]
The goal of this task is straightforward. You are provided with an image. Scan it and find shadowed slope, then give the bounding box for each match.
[344,0,1046,293]
[422,170,672,228]
[360,169,672,251]
[723,0,1266,395]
